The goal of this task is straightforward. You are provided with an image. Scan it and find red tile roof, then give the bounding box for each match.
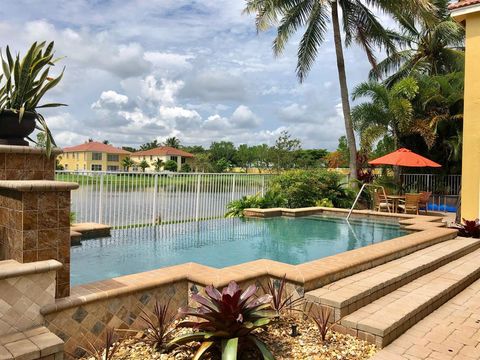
[63,141,131,154]
[133,146,194,158]
[449,0,480,10]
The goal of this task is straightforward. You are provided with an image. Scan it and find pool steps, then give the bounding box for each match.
[306,237,480,348]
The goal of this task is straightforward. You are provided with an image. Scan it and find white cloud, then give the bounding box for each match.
[91,90,129,109]
[141,76,184,105]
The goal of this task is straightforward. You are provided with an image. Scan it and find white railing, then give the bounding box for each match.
[401,174,461,195]
[56,171,270,228]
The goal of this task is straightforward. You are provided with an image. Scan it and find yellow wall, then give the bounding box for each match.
[130,155,193,171]
[459,12,480,219]
[58,152,129,171]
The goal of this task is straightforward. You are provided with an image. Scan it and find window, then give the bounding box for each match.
[91,164,102,171]
[64,164,68,169]
[92,152,102,161]
[107,154,119,162]
[170,156,178,162]
[150,156,153,161]
[107,165,119,171]
[181,157,186,164]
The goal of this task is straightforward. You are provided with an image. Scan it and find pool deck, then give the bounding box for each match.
[41,207,456,314]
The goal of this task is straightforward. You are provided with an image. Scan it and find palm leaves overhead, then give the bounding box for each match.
[370,0,464,85]
[244,0,434,183]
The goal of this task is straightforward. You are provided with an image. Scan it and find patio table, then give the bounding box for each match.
[387,195,405,213]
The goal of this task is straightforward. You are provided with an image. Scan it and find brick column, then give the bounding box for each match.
[0,145,78,298]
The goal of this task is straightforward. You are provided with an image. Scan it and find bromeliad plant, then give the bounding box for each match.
[452,218,480,238]
[0,41,65,154]
[170,281,275,359]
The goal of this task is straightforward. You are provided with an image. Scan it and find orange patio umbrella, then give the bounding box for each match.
[368,148,441,168]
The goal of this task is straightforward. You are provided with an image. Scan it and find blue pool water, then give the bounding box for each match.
[71,216,409,285]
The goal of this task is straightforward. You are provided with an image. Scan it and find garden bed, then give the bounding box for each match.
[82,316,376,360]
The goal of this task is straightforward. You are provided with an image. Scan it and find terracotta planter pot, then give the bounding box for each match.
[0,110,37,146]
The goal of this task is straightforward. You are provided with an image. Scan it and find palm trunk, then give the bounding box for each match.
[392,127,401,190]
[331,1,358,185]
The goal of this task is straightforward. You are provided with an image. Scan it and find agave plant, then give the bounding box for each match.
[169,281,275,359]
[0,41,66,154]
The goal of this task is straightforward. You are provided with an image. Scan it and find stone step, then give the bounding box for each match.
[339,248,480,348]
[305,237,480,322]
[0,326,64,360]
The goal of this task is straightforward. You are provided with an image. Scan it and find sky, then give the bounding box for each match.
[0,0,392,150]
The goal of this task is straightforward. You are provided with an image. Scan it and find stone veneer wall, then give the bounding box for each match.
[0,189,72,297]
[0,260,60,337]
[0,148,59,181]
[44,281,188,358]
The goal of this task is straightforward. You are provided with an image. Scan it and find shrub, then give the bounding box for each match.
[315,198,334,208]
[270,170,355,208]
[452,218,480,238]
[169,281,275,359]
[164,160,178,172]
[225,189,286,218]
[180,163,191,172]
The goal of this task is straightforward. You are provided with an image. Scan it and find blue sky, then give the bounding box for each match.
[0,0,390,150]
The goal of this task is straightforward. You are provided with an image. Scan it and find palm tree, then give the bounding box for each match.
[164,137,180,148]
[139,159,150,172]
[244,0,433,183]
[370,0,464,86]
[121,157,135,172]
[352,77,419,151]
[153,158,164,172]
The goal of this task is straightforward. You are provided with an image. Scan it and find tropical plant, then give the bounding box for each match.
[80,328,122,360]
[352,77,419,151]
[164,136,181,148]
[270,169,354,208]
[225,189,286,218]
[153,158,164,172]
[310,306,334,342]
[0,41,66,155]
[180,163,191,172]
[139,159,150,172]
[122,156,135,171]
[139,299,175,351]
[244,0,433,183]
[370,0,464,86]
[263,275,304,318]
[452,218,480,238]
[169,281,275,360]
[164,160,178,172]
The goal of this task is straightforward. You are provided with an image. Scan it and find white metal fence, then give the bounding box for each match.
[401,174,461,195]
[56,171,270,228]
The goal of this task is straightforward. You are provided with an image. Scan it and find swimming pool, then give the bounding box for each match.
[70,215,409,285]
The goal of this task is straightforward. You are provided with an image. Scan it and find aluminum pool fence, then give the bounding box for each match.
[56,171,271,228]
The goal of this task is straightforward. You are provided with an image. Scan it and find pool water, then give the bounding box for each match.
[71,216,408,285]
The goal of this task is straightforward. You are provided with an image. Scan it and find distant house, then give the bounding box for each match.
[131,146,194,172]
[59,141,131,171]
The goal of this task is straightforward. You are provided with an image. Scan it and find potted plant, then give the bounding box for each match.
[0,41,65,155]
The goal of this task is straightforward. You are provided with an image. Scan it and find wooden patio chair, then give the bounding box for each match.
[373,190,392,212]
[398,193,421,214]
[418,191,432,214]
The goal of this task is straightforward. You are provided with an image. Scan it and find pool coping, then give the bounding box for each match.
[40,207,458,315]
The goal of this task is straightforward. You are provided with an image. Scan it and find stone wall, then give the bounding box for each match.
[0,260,60,337]
[43,281,188,358]
[0,147,60,181]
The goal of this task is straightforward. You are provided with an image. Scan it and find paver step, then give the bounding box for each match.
[0,326,64,359]
[339,247,480,348]
[305,238,480,321]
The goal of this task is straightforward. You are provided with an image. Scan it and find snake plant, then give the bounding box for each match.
[0,41,66,155]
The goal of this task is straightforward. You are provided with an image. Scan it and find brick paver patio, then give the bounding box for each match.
[372,278,480,359]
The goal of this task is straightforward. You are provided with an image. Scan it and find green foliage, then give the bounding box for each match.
[69,211,76,225]
[180,163,191,172]
[139,159,150,172]
[271,170,355,209]
[170,281,274,360]
[122,157,135,171]
[0,41,66,156]
[225,189,287,218]
[153,158,164,172]
[164,160,178,172]
[315,198,334,208]
[164,136,180,148]
[270,130,301,172]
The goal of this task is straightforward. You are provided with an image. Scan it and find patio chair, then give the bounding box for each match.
[418,191,432,214]
[373,190,392,212]
[398,193,421,214]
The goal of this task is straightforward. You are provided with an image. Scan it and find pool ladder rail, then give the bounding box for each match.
[347,184,390,221]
